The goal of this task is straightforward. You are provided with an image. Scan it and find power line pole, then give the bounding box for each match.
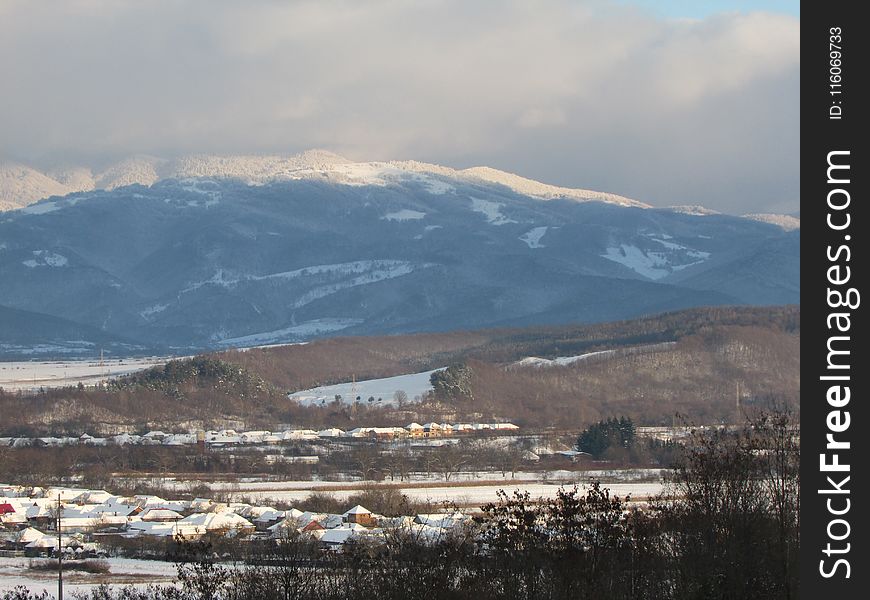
[56,496,63,600]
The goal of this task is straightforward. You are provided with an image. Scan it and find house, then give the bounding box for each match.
[317,428,345,438]
[240,431,271,444]
[319,523,378,550]
[342,505,375,527]
[282,429,318,440]
[405,423,425,437]
[127,521,177,538]
[372,427,408,440]
[142,431,168,444]
[189,497,214,512]
[172,512,255,538]
[422,423,442,437]
[25,503,55,528]
[12,527,45,549]
[250,508,286,531]
[140,508,184,522]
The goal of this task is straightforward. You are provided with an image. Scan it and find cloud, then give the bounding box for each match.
[0,0,798,214]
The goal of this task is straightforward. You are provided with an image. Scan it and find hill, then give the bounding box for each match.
[0,306,799,434]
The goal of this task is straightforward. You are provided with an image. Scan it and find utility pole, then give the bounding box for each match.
[736,380,741,425]
[56,496,63,600]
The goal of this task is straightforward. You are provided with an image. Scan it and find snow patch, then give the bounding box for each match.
[179,261,432,308]
[743,213,800,231]
[666,205,720,216]
[601,245,671,280]
[520,226,548,248]
[217,318,363,347]
[469,197,517,225]
[382,209,426,221]
[20,201,62,215]
[289,369,441,406]
[21,250,68,268]
[290,262,428,308]
[140,303,170,319]
[180,178,222,206]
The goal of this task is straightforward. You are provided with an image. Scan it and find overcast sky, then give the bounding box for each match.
[0,0,799,215]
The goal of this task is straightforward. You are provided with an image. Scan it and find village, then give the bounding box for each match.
[0,483,474,558]
[0,422,520,450]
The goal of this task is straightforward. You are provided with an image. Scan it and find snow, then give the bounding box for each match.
[179,178,221,206]
[743,213,800,231]
[519,226,548,248]
[601,239,709,279]
[21,250,69,268]
[327,162,454,195]
[0,356,175,391]
[289,368,441,406]
[19,200,63,215]
[181,261,427,302]
[510,343,676,368]
[0,163,74,212]
[216,319,363,347]
[511,350,617,368]
[139,303,169,319]
[666,205,720,216]
[290,262,431,309]
[461,166,647,208]
[382,209,426,221]
[0,556,178,594]
[469,197,517,225]
[1,151,703,218]
[237,481,664,507]
[601,244,671,280]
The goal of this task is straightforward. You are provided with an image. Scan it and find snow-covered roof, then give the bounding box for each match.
[16,527,45,543]
[317,428,345,437]
[141,508,183,521]
[320,523,375,545]
[342,505,371,516]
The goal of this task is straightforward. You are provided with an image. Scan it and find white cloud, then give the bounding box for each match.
[0,0,798,214]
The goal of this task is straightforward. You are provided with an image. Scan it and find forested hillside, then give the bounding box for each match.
[0,305,798,434]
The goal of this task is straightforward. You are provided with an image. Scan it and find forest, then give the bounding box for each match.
[0,305,799,435]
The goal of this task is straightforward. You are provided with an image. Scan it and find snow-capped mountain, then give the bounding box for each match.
[0,164,76,211]
[1,151,645,211]
[0,152,799,357]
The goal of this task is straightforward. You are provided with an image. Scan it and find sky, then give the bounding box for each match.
[0,0,799,215]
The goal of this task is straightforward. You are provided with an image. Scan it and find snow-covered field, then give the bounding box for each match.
[156,469,666,508]
[234,481,664,507]
[0,557,177,594]
[288,368,441,406]
[0,357,173,391]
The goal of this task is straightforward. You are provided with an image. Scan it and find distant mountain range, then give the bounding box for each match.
[0,151,799,358]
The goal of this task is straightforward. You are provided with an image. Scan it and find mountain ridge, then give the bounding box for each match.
[0,164,799,357]
[1,151,797,224]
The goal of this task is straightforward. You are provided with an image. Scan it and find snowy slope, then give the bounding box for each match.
[0,164,74,211]
[0,151,645,211]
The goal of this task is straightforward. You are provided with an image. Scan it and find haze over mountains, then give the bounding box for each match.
[0,151,799,358]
